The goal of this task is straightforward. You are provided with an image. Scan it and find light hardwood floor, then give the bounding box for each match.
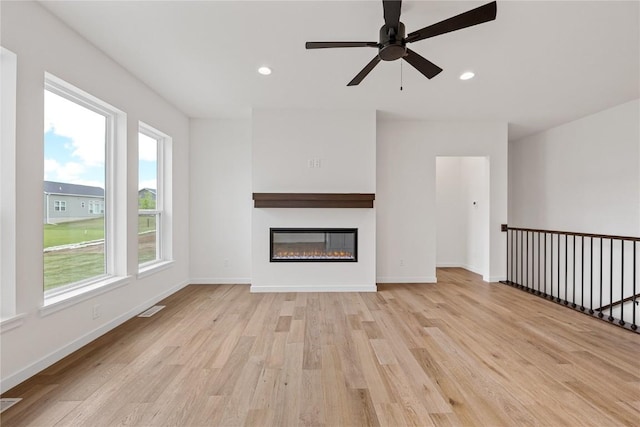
[2,268,639,426]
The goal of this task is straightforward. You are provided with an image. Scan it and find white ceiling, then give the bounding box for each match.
[41,0,639,141]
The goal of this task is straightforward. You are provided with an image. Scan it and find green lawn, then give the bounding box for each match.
[44,252,106,291]
[44,217,105,248]
[44,216,156,248]
[138,214,157,234]
[44,216,158,291]
[138,214,158,265]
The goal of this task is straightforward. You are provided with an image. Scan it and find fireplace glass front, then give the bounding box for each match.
[270,228,357,262]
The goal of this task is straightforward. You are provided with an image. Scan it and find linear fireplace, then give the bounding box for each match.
[270,228,357,262]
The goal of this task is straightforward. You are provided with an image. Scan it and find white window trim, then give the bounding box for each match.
[138,122,172,271]
[40,275,131,317]
[1,313,26,334]
[1,46,18,322]
[137,260,174,279]
[43,73,128,307]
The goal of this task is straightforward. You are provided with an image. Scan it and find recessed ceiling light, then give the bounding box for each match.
[460,71,475,80]
[258,66,272,76]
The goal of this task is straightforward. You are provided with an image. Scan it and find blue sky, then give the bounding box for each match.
[44,89,157,190]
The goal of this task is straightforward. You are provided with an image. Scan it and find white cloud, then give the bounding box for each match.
[44,158,104,190]
[44,90,106,167]
[138,179,157,191]
[138,133,157,162]
[44,158,62,178]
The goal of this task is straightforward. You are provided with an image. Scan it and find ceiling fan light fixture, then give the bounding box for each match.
[258,66,272,76]
[305,0,497,86]
[460,71,475,80]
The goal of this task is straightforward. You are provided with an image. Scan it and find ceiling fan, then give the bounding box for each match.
[305,0,497,86]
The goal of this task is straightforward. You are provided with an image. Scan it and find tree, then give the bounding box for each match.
[138,191,156,209]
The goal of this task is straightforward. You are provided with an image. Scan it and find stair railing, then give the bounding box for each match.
[501,226,639,333]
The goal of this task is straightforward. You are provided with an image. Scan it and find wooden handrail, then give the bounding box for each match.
[505,226,640,242]
[596,294,640,312]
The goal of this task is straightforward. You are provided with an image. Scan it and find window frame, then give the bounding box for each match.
[54,200,66,212]
[43,73,128,307]
[1,46,18,327]
[137,122,172,274]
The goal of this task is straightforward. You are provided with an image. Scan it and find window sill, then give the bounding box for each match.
[40,275,131,317]
[137,260,174,279]
[0,313,27,334]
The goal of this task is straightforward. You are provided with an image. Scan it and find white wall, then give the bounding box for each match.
[509,99,640,236]
[435,157,488,275]
[377,121,508,283]
[436,158,466,267]
[462,157,489,275]
[190,118,507,286]
[189,119,252,284]
[0,1,190,393]
[252,109,376,193]
[251,109,376,291]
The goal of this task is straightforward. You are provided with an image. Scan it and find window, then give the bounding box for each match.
[138,123,171,270]
[1,46,17,322]
[43,74,126,302]
[54,200,66,212]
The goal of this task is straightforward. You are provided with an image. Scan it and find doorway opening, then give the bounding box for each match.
[436,156,490,281]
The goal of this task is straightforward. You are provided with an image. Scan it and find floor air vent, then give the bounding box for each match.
[138,305,165,317]
[1,398,22,413]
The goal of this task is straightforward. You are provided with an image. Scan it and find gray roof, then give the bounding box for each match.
[44,181,104,197]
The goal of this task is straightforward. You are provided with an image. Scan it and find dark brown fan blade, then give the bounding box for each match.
[405,1,496,43]
[306,42,378,49]
[347,56,382,86]
[383,0,402,29]
[403,49,442,79]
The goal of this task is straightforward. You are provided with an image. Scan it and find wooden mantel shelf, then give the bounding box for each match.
[252,193,375,208]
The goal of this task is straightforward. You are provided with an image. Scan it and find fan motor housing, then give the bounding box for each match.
[378,22,406,61]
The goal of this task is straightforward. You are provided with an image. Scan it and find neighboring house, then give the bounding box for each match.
[43,183,158,223]
[43,181,104,224]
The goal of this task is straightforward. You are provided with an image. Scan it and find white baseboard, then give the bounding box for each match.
[435,262,461,268]
[376,276,437,284]
[0,280,189,394]
[250,284,377,293]
[189,277,251,285]
[462,264,483,276]
[436,263,485,276]
[488,276,506,283]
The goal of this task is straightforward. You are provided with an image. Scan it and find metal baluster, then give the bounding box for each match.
[564,234,569,305]
[544,233,547,298]
[557,233,561,303]
[526,231,529,290]
[589,237,594,315]
[633,241,637,331]
[609,239,614,322]
[521,230,524,289]
[537,232,541,295]
[549,234,553,300]
[572,235,576,308]
[620,240,625,326]
[512,230,515,284]
[507,229,510,283]
[599,238,604,318]
[513,230,516,284]
[515,230,520,284]
[580,236,584,311]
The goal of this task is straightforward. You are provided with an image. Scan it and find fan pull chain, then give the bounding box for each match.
[400,60,403,91]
